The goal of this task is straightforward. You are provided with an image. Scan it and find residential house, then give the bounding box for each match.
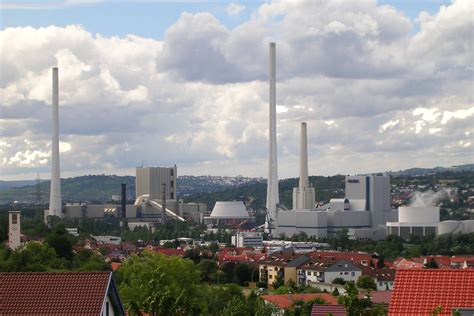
[0,271,125,315]
[259,254,310,288]
[389,269,474,315]
[298,259,362,287]
[363,268,396,291]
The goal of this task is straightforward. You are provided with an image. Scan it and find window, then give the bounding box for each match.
[344,272,348,275]
[170,180,174,187]
[12,214,17,225]
[344,264,348,268]
[379,282,383,286]
[351,272,355,276]
[269,275,273,279]
[314,272,317,276]
[170,193,174,199]
[307,271,311,275]
[170,169,174,176]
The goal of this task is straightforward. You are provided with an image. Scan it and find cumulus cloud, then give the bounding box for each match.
[226,2,245,16]
[1,0,473,180]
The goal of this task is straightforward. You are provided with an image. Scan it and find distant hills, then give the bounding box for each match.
[382,164,474,176]
[0,164,472,205]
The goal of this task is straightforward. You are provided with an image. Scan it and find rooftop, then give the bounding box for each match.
[389,269,474,315]
[0,272,123,315]
[262,293,337,309]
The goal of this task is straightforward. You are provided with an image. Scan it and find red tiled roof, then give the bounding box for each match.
[0,272,113,315]
[311,304,346,316]
[111,262,122,271]
[155,248,185,256]
[389,269,474,315]
[261,293,337,309]
[359,290,392,304]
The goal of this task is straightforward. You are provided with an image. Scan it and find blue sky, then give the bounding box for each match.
[2,0,452,38]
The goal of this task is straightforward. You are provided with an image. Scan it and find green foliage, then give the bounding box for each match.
[197,259,217,283]
[332,277,347,285]
[426,258,439,269]
[283,298,326,316]
[332,287,340,296]
[115,252,203,315]
[44,224,74,260]
[356,275,377,291]
[272,273,285,289]
[338,281,372,316]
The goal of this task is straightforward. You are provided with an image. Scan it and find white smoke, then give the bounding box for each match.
[408,189,452,207]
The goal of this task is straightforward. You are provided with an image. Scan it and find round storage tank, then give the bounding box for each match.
[438,220,463,235]
[463,220,474,234]
[398,206,440,223]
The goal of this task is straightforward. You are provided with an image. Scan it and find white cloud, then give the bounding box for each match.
[1,0,473,180]
[226,2,245,16]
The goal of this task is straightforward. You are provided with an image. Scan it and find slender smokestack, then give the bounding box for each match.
[121,183,127,218]
[299,122,309,189]
[266,42,279,232]
[49,67,62,217]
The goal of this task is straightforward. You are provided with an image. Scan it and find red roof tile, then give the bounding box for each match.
[311,304,346,316]
[0,272,112,315]
[389,269,474,315]
[261,293,337,309]
[359,290,392,304]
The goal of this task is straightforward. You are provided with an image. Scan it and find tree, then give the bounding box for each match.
[208,242,219,253]
[426,258,439,269]
[272,274,285,289]
[376,255,385,269]
[197,259,217,283]
[338,281,372,316]
[332,287,340,296]
[332,277,346,285]
[356,275,377,291]
[44,224,73,260]
[234,263,253,285]
[115,252,203,315]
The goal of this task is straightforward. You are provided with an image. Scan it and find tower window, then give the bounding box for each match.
[12,214,17,225]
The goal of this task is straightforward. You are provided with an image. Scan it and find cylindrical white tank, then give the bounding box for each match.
[438,220,463,235]
[463,220,474,234]
[398,207,440,223]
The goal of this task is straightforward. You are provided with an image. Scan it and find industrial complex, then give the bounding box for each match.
[42,43,461,241]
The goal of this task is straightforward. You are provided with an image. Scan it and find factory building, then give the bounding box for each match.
[275,174,397,240]
[386,206,439,238]
[136,166,177,200]
[62,165,209,224]
[231,231,263,248]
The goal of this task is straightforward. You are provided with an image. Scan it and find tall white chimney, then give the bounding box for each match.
[49,67,62,217]
[266,42,279,232]
[292,122,316,210]
[299,122,309,189]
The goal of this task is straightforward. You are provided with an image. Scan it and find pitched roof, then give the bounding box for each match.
[311,304,346,316]
[359,290,392,304]
[0,272,124,315]
[389,269,474,315]
[261,293,337,309]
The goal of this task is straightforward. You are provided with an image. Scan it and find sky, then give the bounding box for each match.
[0,0,473,180]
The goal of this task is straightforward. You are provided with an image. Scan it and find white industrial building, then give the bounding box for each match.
[204,201,254,226]
[231,231,263,248]
[386,206,439,238]
[438,220,474,235]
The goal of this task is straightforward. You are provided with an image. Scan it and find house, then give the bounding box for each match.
[0,271,125,315]
[262,293,337,315]
[363,268,396,290]
[389,269,474,315]
[298,259,362,286]
[259,254,309,288]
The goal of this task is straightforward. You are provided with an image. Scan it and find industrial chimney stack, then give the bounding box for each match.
[49,67,62,217]
[265,42,279,233]
[292,122,316,210]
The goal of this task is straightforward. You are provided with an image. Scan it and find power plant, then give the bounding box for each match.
[38,43,458,241]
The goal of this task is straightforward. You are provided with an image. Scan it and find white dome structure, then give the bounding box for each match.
[204,201,254,226]
[463,220,474,234]
[210,201,249,219]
